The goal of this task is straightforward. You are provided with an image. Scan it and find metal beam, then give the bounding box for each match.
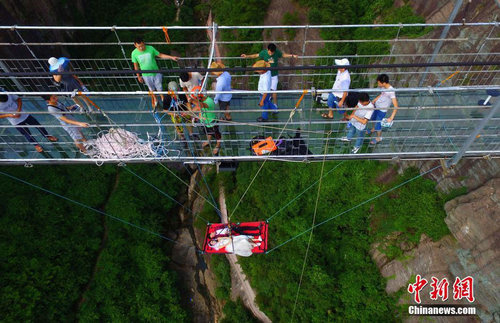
[448,99,500,167]
[419,0,464,87]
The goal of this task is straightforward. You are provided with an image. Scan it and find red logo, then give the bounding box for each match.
[408,275,428,304]
[453,276,475,303]
[430,277,449,301]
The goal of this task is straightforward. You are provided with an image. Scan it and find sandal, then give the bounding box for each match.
[35,145,44,153]
[46,135,58,142]
[212,147,220,155]
[321,113,333,119]
[370,138,382,145]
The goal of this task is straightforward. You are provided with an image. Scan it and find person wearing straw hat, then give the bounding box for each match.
[48,56,93,112]
[322,58,351,120]
[241,43,298,107]
[253,60,278,122]
[210,61,232,121]
[131,37,179,108]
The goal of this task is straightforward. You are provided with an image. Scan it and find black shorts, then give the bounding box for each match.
[204,125,221,140]
[219,100,230,110]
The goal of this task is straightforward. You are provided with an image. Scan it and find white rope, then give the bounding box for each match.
[84,128,180,160]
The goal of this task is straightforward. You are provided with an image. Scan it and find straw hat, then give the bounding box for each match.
[210,61,226,69]
[210,62,225,75]
[252,60,270,68]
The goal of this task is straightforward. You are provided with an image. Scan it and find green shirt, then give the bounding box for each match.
[201,97,216,127]
[131,45,160,76]
[259,49,283,76]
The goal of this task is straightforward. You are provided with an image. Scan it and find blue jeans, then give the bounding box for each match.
[327,93,345,114]
[370,109,387,131]
[260,94,277,119]
[346,126,366,148]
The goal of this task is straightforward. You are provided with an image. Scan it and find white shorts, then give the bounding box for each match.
[270,75,278,91]
[143,74,163,91]
[62,125,84,141]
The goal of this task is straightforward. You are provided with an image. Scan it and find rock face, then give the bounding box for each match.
[399,158,500,193]
[0,0,85,58]
[371,178,500,322]
[444,178,500,323]
[169,167,224,323]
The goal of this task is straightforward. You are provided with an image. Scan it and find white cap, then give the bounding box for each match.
[48,57,58,66]
[335,58,350,67]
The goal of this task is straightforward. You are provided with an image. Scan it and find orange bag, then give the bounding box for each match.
[252,137,277,155]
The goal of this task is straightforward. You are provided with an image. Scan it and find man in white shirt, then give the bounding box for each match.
[322,58,351,120]
[367,74,399,145]
[341,92,374,154]
[0,89,57,153]
[179,71,204,94]
[254,60,278,122]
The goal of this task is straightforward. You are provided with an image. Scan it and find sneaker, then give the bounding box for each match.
[351,146,360,154]
[340,136,350,142]
[346,122,352,129]
[257,117,268,122]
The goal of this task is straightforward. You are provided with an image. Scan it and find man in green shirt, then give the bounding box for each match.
[131,37,179,108]
[191,89,221,155]
[241,43,298,107]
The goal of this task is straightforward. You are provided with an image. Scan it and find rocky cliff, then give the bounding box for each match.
[0,0,85,58]
[371,175,499,322]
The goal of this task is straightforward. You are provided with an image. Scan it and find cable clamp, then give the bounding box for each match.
[11,25,17,31]
[117,161,127,167]
[427,86,434,94]
[482,154,491,160]
[111,25,116,31]
[311,86,317,98]
[399,23,403,28]
[24,161,33,168]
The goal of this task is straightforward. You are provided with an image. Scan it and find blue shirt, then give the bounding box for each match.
[214,72,232,104]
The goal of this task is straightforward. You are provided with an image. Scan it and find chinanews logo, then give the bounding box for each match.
[406,275,476,316]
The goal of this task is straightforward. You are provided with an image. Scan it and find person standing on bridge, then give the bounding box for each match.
[42,94,89,153]
[366,74,399,145]
[0,89,58,153]
[131,37,179,109]
[322,58,351,120]
[341,92,374,154]
[241,43,298,108]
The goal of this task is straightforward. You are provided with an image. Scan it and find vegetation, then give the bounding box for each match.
[0,164,188,321]
[208,0,271,57]
[205,160,456,321]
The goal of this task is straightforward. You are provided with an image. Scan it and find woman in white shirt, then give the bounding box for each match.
[367,74,399,145]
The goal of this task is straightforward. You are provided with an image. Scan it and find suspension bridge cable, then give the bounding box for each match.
[79,93,214,224]
[2,61,500,77]
[228,90,309,222]
[266,161,345,222]
[0,170,191,246]
[266,165,442,254]
[290,132,331,322]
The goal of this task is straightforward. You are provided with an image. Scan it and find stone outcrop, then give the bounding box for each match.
[398,158,500,193]
[444,178,500,323]
[170,167,224,323]
[371,178,500,322]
